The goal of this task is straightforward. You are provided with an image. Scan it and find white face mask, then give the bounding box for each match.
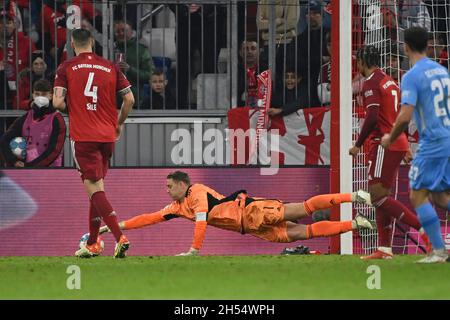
[34,96,50,108]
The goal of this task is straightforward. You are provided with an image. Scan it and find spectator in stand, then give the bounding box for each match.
[0,49,11,110]
[80,18,104,57]
[0,18,10,135]
[237,39,262,107]
[427,33,448,69]
[354,1,398,45]
[0,10,36,107]
[257,0,299,74]
[169,4,220,108]
[17,50,54,110]
[0,79,66,168]
[398,0,431,71]
[317,32,331,106]
[399,0,431,31]
[41,0,97,64]
[283,0,329,108]
[237,1,258,46]
[297,0,331,34]
[113,2,139,31]
[385,45,403,83]
[0,63,9,138]
[140,69,175,109]
[0,0,24,33]
[381,0,399,41]
[269,68,309,117]
[5,0,40,44]
[114,20,154,105]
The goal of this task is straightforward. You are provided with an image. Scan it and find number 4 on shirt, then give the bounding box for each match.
[84,72,98,103]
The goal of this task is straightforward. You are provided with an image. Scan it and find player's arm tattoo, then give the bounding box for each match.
[53,87,67,111]
[119,87,132,96]
[53,87,67,98]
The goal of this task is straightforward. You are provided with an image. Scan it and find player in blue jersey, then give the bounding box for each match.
[381,27,450,263]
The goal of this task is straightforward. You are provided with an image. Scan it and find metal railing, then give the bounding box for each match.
[0,1,449,167]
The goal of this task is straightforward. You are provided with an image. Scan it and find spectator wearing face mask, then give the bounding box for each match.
[0,79,66,168]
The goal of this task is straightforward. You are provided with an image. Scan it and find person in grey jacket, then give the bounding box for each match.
[399,0,431,31]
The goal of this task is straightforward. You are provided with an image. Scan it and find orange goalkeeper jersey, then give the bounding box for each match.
[123,184,250,248]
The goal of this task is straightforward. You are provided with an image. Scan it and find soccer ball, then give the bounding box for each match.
[9,137,27,160]
[79,233,104,251]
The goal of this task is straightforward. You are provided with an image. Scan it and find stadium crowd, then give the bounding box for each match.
[0,0,448,167]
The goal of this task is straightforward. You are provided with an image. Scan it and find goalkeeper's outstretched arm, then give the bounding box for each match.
[175,212,207,257]
[99,212,167,234]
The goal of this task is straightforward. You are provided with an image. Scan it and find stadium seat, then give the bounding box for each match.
[217,48,228,74]
[196,73,229,110]
[141,28,176,64]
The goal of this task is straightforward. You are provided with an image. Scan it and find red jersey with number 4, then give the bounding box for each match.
[54,52,131,142]
[362,68,409,152]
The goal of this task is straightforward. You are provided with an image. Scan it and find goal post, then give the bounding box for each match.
[330,0,353,254]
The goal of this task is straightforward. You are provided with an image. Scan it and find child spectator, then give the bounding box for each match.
[283,0,329,108]
[140,69,175,109]
[269,68,309,117]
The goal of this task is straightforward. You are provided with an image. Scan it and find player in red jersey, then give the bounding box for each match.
[349,45,431,259]
[53,29,135,258]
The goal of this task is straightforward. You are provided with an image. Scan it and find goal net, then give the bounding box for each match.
[348,0,450,255]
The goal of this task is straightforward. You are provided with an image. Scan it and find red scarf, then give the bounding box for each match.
[0,32,30,90]
[5,33,20,89]
[246,66,258,107]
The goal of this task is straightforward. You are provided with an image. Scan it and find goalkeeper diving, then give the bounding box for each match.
[96,171,374,256]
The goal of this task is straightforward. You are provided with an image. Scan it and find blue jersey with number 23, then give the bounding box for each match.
[401,57,450,158]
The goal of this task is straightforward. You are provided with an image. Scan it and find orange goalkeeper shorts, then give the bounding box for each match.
[242,199,289,243]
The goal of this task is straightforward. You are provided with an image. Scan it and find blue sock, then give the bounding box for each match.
[416,203,445,250]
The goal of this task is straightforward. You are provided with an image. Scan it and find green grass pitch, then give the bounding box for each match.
[0,255,449,299]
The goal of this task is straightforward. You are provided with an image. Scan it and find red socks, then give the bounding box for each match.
[375,207,393,247]
[87,201,102,245]
[91,191,123,242]
[374,197,421,230]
